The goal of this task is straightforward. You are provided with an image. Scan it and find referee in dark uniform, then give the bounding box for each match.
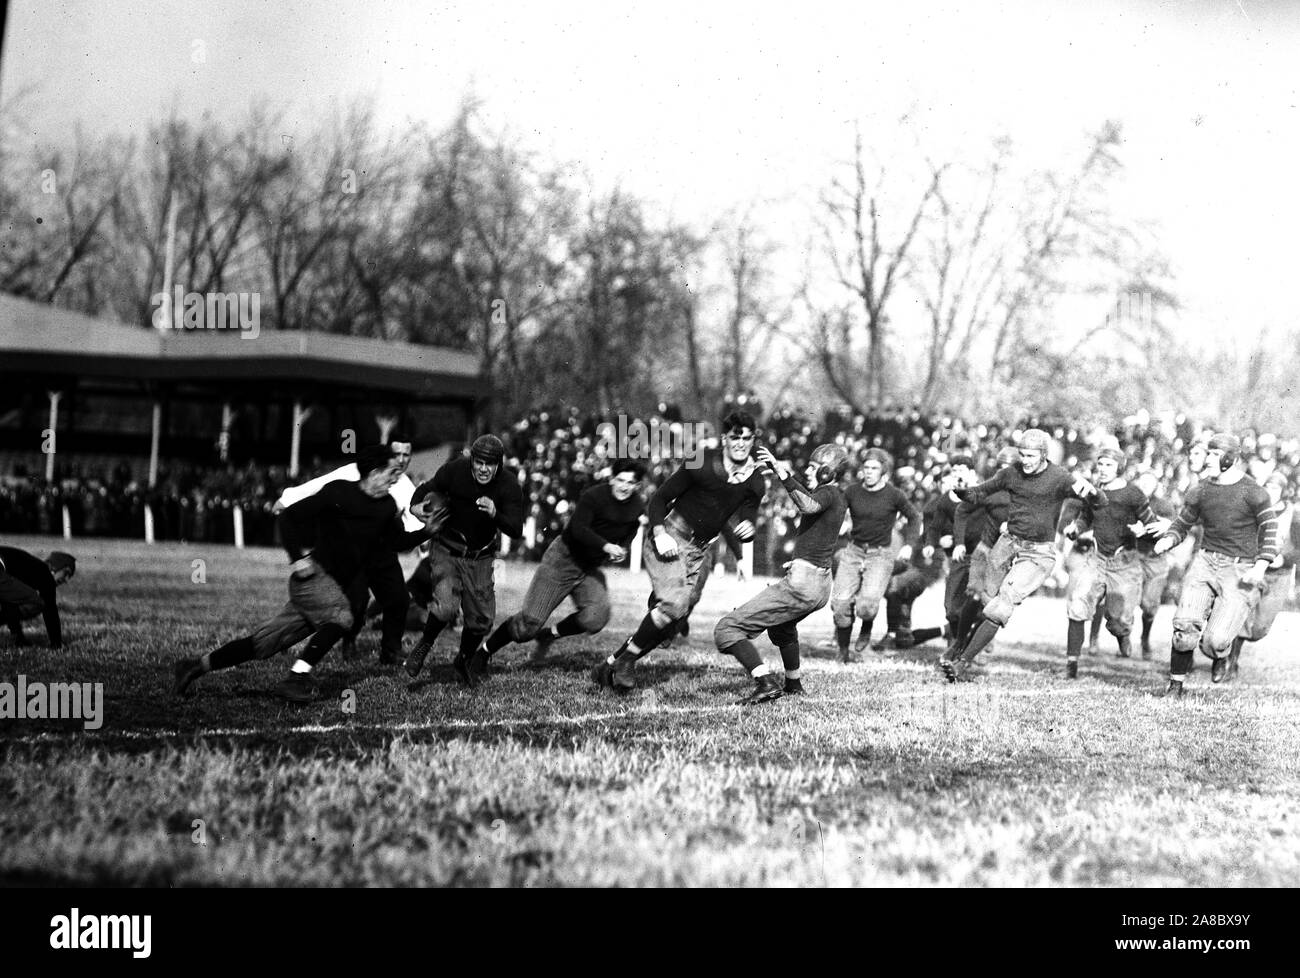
[404,435,525,685]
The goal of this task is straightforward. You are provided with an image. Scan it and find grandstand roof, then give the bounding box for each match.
[0,293,483,401]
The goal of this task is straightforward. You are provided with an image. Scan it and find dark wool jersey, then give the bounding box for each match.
[281,481,430,589]
[844,483,921,548]
[954,489,1005,548]
[785,480,848,568]
[926,493,982,553]
[0,546,62,646]
[1135,494,1176,556]
[1082,483,1157,557]
[648,449,765,542]
[413,457,525,552]
[1165,477,1279,562]
[956,463,1105,544]
[561,484,645,569]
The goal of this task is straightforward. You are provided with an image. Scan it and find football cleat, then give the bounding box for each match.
[610,654,637,693]
[738,673,784,706]
[1210,657,1228,684]
[273,674,317,704]
[404,640,433,679]
[783,677,805,695]
[590,660,614,688]
[173,657,204,698]
[469,646,491,681]
[1065,660,1078,680]
[452,650,477,687]
[531,630,555,662]
[1158,679,1185,699]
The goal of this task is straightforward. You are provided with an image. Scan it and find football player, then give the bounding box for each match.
[592,411,766,694]
[475,459,646,669]
[275,438,421,665]
[942,429,1105,681]
[1224,471,1296,682]
[404,435,525,685]
[1151,434,1278,697]
[714,443,849,704]
[175,446,436,701]
[0,547,76,649]
[829,448,922,662]
[1060,447,1158,676]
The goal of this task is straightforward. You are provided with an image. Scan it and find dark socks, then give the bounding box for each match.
[458,628,484,661]
[1170,648,1194,678]
[778,641,801,674]
[301,622,347,667]
[1067,619,1085,659]
[961,620,1000,661]
[956,597,984,646]
[554,612,586,638]
[911,626,943,645]
[208,636,256,671]
[421,615,449,644]
[835,625,852,652]
[1141,612,1155,643]
[485,622,512,655]
[627,613,665,657]
[727,639,763,672]
[1089,608,1103,646]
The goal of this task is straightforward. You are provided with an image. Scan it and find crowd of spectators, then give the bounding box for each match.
[6,401,1299,578]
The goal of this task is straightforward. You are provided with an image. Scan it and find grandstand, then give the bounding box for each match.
[0,292,485,483]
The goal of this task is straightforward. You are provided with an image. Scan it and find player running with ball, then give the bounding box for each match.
[592,412,766,694]
[713,443,850,705]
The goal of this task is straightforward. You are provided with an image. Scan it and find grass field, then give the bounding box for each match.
[2,533,1299,887]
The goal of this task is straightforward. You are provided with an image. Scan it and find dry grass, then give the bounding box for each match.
[2,534,1298,886]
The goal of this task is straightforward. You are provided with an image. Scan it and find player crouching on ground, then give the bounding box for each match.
[715,444,850,705]
[1151,434,1279,697]
[1060,446,1160,676]
[941,428,1105,682]
[403,435,525,686]
[0,547,76,650]
[474,460,647,671]
[593,411,766,694]
[174,446,439,702]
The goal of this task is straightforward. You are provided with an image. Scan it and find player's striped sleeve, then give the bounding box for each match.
[1254,497,1281,564]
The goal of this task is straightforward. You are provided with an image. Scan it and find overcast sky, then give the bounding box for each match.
[3,0,1297,347]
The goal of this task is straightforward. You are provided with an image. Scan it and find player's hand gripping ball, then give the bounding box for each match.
[411,489,450,534]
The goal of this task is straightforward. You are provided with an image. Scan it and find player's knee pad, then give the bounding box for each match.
[654,596,687,621]
[981,595,1012,627]
[856,597,881,621]
[830,599,854,628]
[577,603,611,633]
[1171,620,1201,652]
[510,614,544,643]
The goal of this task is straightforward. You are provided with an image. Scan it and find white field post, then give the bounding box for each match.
[148,401,162,489]
[143,503,155,544]
[630,523,644,571]
[219,401,233,462]
[44,390,61,481]
[61,505,72,540]
[233,504,245,549]
[740,541,754,579]
[524,514,536,551]
[289,399,312,479]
